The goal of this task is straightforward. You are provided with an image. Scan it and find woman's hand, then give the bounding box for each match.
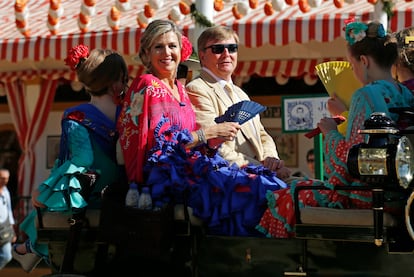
[205,122,241,142]
[31,189,46,208]
[317,117,338,135]
[327,94,347,116]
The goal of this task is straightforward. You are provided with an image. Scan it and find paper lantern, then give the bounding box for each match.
[48,0,63,35]
[108,5,121,31]
[276,73,289,85]
[116,0,131,12]
[271,0,287,12]
[15,0,30,37]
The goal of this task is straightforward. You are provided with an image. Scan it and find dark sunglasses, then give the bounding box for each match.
[204,44,238,54]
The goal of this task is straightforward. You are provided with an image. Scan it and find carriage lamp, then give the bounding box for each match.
[347,112,414,189]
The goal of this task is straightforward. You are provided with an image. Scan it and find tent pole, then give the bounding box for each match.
[374,1,388,32]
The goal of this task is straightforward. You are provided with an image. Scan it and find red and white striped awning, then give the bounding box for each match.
[0,0,413,82]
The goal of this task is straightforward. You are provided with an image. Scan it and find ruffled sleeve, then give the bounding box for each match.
[36,120,95,212]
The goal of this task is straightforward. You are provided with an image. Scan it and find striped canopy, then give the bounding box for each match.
[0,0,413,83]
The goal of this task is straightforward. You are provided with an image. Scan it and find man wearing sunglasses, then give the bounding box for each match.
[187,26,291,181]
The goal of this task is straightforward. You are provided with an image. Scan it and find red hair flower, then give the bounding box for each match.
[343,16,356,31]
[64,44,89,71]
[181,35,193,62]
[344,16,356,26]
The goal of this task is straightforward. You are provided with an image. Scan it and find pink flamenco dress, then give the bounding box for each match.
[118,74,288,236]
[257,80,414,238]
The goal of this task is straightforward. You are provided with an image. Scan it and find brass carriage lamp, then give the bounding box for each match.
[347,112,414,246]
[347,112,414,189]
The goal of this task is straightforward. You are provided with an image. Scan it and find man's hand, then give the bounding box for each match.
[276,166,292,181]
[263,157,284,172]
[262,157,291,180]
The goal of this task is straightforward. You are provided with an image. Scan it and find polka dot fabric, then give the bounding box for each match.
[256,80,414,238]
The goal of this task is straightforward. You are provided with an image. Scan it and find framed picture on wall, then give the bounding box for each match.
[266,128,298,167]
[46,136,60,169]
[281,94,329,133]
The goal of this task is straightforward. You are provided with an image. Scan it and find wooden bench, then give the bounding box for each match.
[284,185,414,276]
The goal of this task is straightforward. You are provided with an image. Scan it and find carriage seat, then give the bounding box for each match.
[35,208,107,275]
[300,206,397,226]
[36,209,101,229]
[293,185,402,246]
[284,185,411,277]
[36,205,204,230]
[297,206,398,243]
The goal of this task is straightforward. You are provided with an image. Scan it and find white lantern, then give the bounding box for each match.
[275,72,289,85]
[271,0,286,12]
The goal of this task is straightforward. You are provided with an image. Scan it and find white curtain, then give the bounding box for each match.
[5,79,57,201]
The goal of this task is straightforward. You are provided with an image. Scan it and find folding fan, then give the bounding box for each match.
[315,61,362,108]
[215,100,267,125]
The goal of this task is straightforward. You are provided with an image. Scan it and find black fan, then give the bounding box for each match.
[215,100,266,125]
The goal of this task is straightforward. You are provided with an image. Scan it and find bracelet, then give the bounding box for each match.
[196,129,207,144]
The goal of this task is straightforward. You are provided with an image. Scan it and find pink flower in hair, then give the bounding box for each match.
[181,35,193,62]
[64,44,89,71]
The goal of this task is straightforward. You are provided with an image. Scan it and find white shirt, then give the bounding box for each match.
[0,187,15,225]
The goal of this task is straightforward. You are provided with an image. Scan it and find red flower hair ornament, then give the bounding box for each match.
[64,44,89,71]
[344,16,356,26]
[181,35,193,62]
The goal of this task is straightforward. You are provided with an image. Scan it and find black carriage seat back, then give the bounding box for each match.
[35,171,106,274]
[285,186,414,277]
[36,209,101,231]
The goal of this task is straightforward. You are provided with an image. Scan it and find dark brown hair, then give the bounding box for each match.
[347,21,397,69]
[77,49,128,96]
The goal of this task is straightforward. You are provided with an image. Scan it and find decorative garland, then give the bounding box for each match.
[190,3,214,27]
[381,0,395,20]
[189,1,395,25]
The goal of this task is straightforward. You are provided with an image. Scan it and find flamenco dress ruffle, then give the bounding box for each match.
[19,103,121,262]
[145,121,287,236]
[18,161,92,259]
[35,161,91,213]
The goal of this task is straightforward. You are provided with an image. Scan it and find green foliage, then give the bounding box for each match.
[382,0,395,20]
[190,4,214,28]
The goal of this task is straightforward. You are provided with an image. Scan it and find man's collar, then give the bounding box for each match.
[202,67,233,88]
